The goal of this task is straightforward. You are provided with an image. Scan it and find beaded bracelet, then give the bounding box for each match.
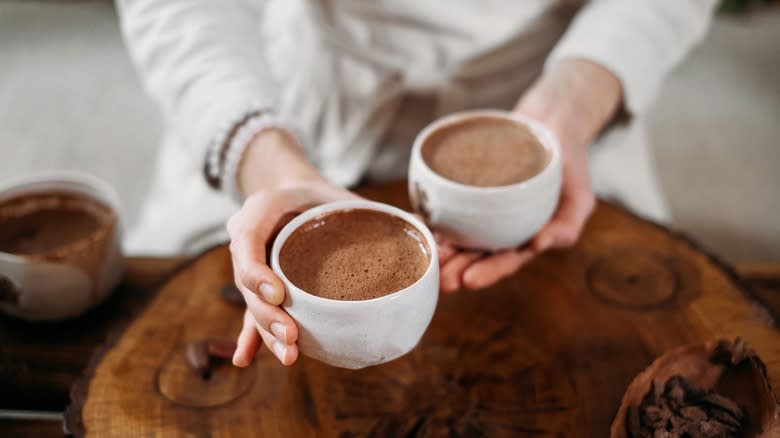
[203,101,268,191]
[203,104,304,202]
[221,112,303,202]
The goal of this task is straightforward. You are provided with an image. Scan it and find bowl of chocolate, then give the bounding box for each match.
[0,172,123,320]
[611,338,780,438]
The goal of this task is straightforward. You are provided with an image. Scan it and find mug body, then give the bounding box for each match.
[0,171,123,320]
[409,110,562,251]
[271,200,439,369]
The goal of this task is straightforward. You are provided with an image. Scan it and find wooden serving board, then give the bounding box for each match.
[66,182,779,437]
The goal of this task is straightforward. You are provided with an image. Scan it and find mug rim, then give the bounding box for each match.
[270,200,439,305]
[0,170,121,263]
[412,109,562,193]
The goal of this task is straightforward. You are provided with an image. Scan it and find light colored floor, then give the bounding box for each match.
[1,1,778,261]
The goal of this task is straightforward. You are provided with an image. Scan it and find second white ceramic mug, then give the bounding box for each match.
[0,171,124,321]
[408,110,562,251]
[270,200,439,369]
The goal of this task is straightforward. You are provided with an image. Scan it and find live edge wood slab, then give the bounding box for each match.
[66,182,779,437]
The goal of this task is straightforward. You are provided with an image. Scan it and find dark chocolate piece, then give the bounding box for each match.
[185,340,210,372]
[627,375,745,438]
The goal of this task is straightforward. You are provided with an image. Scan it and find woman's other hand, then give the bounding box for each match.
[439,59,622,293]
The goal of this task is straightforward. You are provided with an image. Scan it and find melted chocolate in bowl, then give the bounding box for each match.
[279,209,430,301]
[422,116,550,187]
[0,192,115,258]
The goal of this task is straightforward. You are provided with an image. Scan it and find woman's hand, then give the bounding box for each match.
[228,128,359,366]
[439,59,623,292]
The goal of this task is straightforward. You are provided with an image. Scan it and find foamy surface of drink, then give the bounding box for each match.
[422,116,549,187]
[279,209,430,300]
[0,193,113,255]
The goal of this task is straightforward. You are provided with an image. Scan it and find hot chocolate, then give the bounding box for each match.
[422,116,549,187]
[0,192,115,257]
[278,209,430,301]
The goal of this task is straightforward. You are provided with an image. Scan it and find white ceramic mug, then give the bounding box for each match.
[270,200,439,369]
[0,172,123,321]
[408,110,562,251]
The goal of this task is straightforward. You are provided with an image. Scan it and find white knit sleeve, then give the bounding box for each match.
[546,0,718,115]
[116,0,281,176]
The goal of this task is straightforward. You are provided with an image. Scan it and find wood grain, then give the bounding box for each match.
[0,256,188,412]
[68,182,780,437]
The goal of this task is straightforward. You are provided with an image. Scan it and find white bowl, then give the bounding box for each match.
[409,110,562,251]
[270,200,439,369]
[0,171,123,321]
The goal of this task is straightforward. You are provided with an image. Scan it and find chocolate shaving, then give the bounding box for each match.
[644,405,672,429]
[708,409,741,429]
[680,406,707,422]
[626,375,746,438]
[701,393,744,420]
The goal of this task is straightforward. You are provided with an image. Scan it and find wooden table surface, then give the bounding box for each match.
[0,182,778,437]
[0,257,190,437]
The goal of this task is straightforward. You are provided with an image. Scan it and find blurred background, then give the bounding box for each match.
[0,0,778,262]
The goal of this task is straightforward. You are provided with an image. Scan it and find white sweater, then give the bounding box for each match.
[117,0,716,255]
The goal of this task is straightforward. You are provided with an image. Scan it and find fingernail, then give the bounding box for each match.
[258,282,275,302]
[463,272,476,290]
[232,351,244,367]
[270,322,287,341]
[272,341,287,361]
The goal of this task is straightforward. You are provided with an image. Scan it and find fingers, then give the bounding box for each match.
[233,310,299,366]
[230,244,286,305]
[227,189,318,367]
[239,278,299,345]
[228,186,358,368]
[257,323,299,366]
[440,252,483,293]
[231,245,299,368]
[533,145,595,253]
[227,195,294,305]
[227,191,304,306]
[533,190,594,252]
[434,232,458,266]
[438,245,457,266]
[463,249,535,290]
[233,311,262,367]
